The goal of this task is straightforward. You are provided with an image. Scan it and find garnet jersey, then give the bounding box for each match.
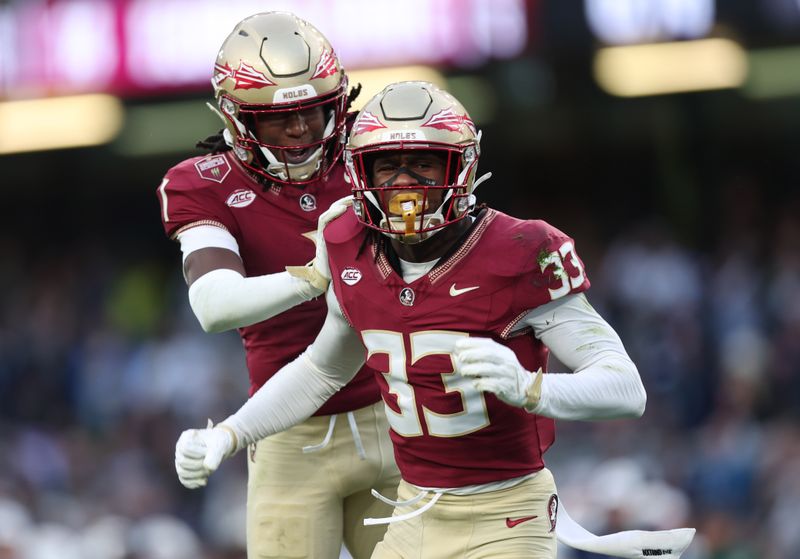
[325,208,591,487]
[157,151,380,415]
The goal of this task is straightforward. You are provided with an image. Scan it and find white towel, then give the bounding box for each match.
[556,498,696,558]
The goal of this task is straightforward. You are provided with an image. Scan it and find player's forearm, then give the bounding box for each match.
[220,291,365,449]
[221,352,347,449]
[531,354,646,420]
[527,293,647,420]
[188,268,319,333]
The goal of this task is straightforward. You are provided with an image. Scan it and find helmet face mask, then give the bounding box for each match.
[213,12,348,185]
[351,145,474,244]
[345,82,480,244]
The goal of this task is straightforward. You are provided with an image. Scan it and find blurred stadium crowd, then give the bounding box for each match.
[0,168,797,559]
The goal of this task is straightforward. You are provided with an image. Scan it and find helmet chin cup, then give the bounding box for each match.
[380,205,446,245]
[387,192,428,236]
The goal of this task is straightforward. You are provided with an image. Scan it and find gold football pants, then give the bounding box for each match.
[247,401,400,559]
[371,468,558,559]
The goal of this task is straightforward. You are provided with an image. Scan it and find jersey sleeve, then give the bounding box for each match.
[156,160,239,240]
[515,220,591,311]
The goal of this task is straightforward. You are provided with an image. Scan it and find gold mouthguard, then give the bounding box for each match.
[388,193,426,235]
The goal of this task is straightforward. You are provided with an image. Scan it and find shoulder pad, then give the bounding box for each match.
[323,209,363,246]
[484,213,571,276]
[162,153,235,193]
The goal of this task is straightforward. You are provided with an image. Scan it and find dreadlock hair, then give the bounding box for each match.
[356,228,386,261]
[196,129,229,154]
[345,83,362,111]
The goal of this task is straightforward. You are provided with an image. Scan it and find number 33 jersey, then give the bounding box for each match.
[325,208,591,488]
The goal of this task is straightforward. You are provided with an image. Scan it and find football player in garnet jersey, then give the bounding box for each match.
[156,12,400,559]
[174,82,695,558]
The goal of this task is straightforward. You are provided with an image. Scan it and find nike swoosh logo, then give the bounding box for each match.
[506,515,537,528]
[449,284,480,297]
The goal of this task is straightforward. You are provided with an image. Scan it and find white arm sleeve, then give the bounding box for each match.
[178,225,240,260]
[221,287,366,448]
[179,226,320,333]
[525,293,647,420]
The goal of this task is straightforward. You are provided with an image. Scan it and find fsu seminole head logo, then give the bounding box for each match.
[547,494,558,532]
[299,193,317,212]
[399,287,415,307]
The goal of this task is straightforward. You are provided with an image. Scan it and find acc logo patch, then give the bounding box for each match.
[547,494,558,532]
[226,189,256,208]
[195,155,231,183]
[341,267,362,286]
[299,193,317,212]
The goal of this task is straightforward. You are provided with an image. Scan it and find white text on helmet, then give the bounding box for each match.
[381,130,426,142]
[273,85,317,104]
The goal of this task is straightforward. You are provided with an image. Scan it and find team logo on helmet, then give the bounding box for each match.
[341,267,362,286]
[299,193,317,212]
[195,154,231,183]
[547,494,558,532]
[353,112,387,135]
[311,49,339,80]
[226,188,256,208]
[399,287,415,307]
[421,108,476,134]
[213,61,277,90]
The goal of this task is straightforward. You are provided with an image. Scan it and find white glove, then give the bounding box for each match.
[286,195,353,294]
[174,420,237,489]
[453,337,543,409]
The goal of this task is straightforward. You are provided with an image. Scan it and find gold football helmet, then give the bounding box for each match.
[345,81,482,243]
[212,12,347,184]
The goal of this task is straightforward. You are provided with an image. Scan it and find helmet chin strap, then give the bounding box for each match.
[207,102,227,127]
[468,172,492,210]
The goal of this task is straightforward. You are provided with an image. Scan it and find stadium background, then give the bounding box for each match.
[1,0,798,557]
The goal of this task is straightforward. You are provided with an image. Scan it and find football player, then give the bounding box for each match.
[174,82,694,558]
[156,12,399,559]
